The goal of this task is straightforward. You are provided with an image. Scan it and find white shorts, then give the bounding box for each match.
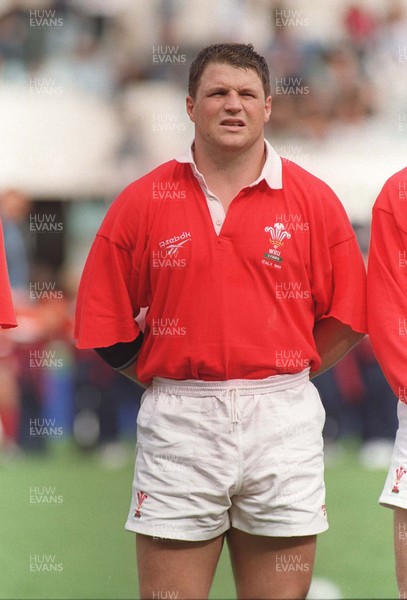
[380,402,407,509]
[125,370,328,541]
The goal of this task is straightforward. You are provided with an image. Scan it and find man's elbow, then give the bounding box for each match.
[347,329,366,350]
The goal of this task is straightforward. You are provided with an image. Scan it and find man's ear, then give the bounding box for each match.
[264,95,272,124]
[186,96,196,122]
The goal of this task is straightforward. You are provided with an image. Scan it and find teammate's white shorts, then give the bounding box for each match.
[125,370,328,541]
[380,402,407,509]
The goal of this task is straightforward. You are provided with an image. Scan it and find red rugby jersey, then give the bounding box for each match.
[0,218,17,329]
[75,151,366,383]
[368,167,407,400]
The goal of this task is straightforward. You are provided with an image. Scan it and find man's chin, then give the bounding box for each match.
[213,137,250,152]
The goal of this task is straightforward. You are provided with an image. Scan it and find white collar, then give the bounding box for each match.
[175,140,283,190]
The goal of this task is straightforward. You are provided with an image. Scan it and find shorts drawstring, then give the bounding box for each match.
[152,369,310,433]
[220,387,241,432]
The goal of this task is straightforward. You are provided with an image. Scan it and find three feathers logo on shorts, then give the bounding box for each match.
[262,223,292,270]
[134,491,148,518]
[392,467,407,494]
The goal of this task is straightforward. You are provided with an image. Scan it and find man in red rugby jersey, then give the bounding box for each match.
[368,167,407,598]
[0,217,17,329]
[75,43,366,599]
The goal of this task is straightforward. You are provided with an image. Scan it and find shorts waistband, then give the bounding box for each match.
[152,369,310,398]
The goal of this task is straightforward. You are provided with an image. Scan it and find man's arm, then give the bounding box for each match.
[94,333,148,388]
[368,201,407,399]
[119,362,148,389]
[310,316,365,379]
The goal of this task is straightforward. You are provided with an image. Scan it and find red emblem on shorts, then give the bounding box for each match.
[134,491,148,518]
[392,467,407,494]
[321,504,327,516]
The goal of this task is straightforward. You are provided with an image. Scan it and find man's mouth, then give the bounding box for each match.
[220,119,245,127]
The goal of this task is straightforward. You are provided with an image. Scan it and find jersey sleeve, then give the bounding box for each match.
[312,190,367,334]
[74,189,143,349]
[0,218,17,329]
[319,235,367,332]
[368,186,407,399]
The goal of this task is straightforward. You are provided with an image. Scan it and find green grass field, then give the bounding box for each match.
[0,440,397,599]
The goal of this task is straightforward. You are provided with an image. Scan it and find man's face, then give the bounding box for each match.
[186,62,272,155]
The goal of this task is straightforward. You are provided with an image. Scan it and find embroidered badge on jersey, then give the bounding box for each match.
[392,467,407,494]
[134,491,148,518]
[152,231,192,268]
[261,223,292,269]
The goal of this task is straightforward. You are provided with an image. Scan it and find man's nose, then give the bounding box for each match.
[224,91,242,111]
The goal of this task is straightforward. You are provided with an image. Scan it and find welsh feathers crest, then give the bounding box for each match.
[265,223,292,248]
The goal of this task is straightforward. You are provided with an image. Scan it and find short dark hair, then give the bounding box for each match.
[188,43,270,99]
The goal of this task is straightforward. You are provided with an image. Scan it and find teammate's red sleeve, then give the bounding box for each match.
[0,218,17,329]
[368,172,407,400]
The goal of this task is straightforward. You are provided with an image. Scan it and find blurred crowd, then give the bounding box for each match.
[0,0,405,138]
[0,0,404,467]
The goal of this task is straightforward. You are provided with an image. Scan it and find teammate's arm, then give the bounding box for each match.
[310,316,364,379]
[368,205,407,398]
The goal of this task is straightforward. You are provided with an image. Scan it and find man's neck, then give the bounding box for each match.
[193,139,266,189]
[192,138,266,206]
